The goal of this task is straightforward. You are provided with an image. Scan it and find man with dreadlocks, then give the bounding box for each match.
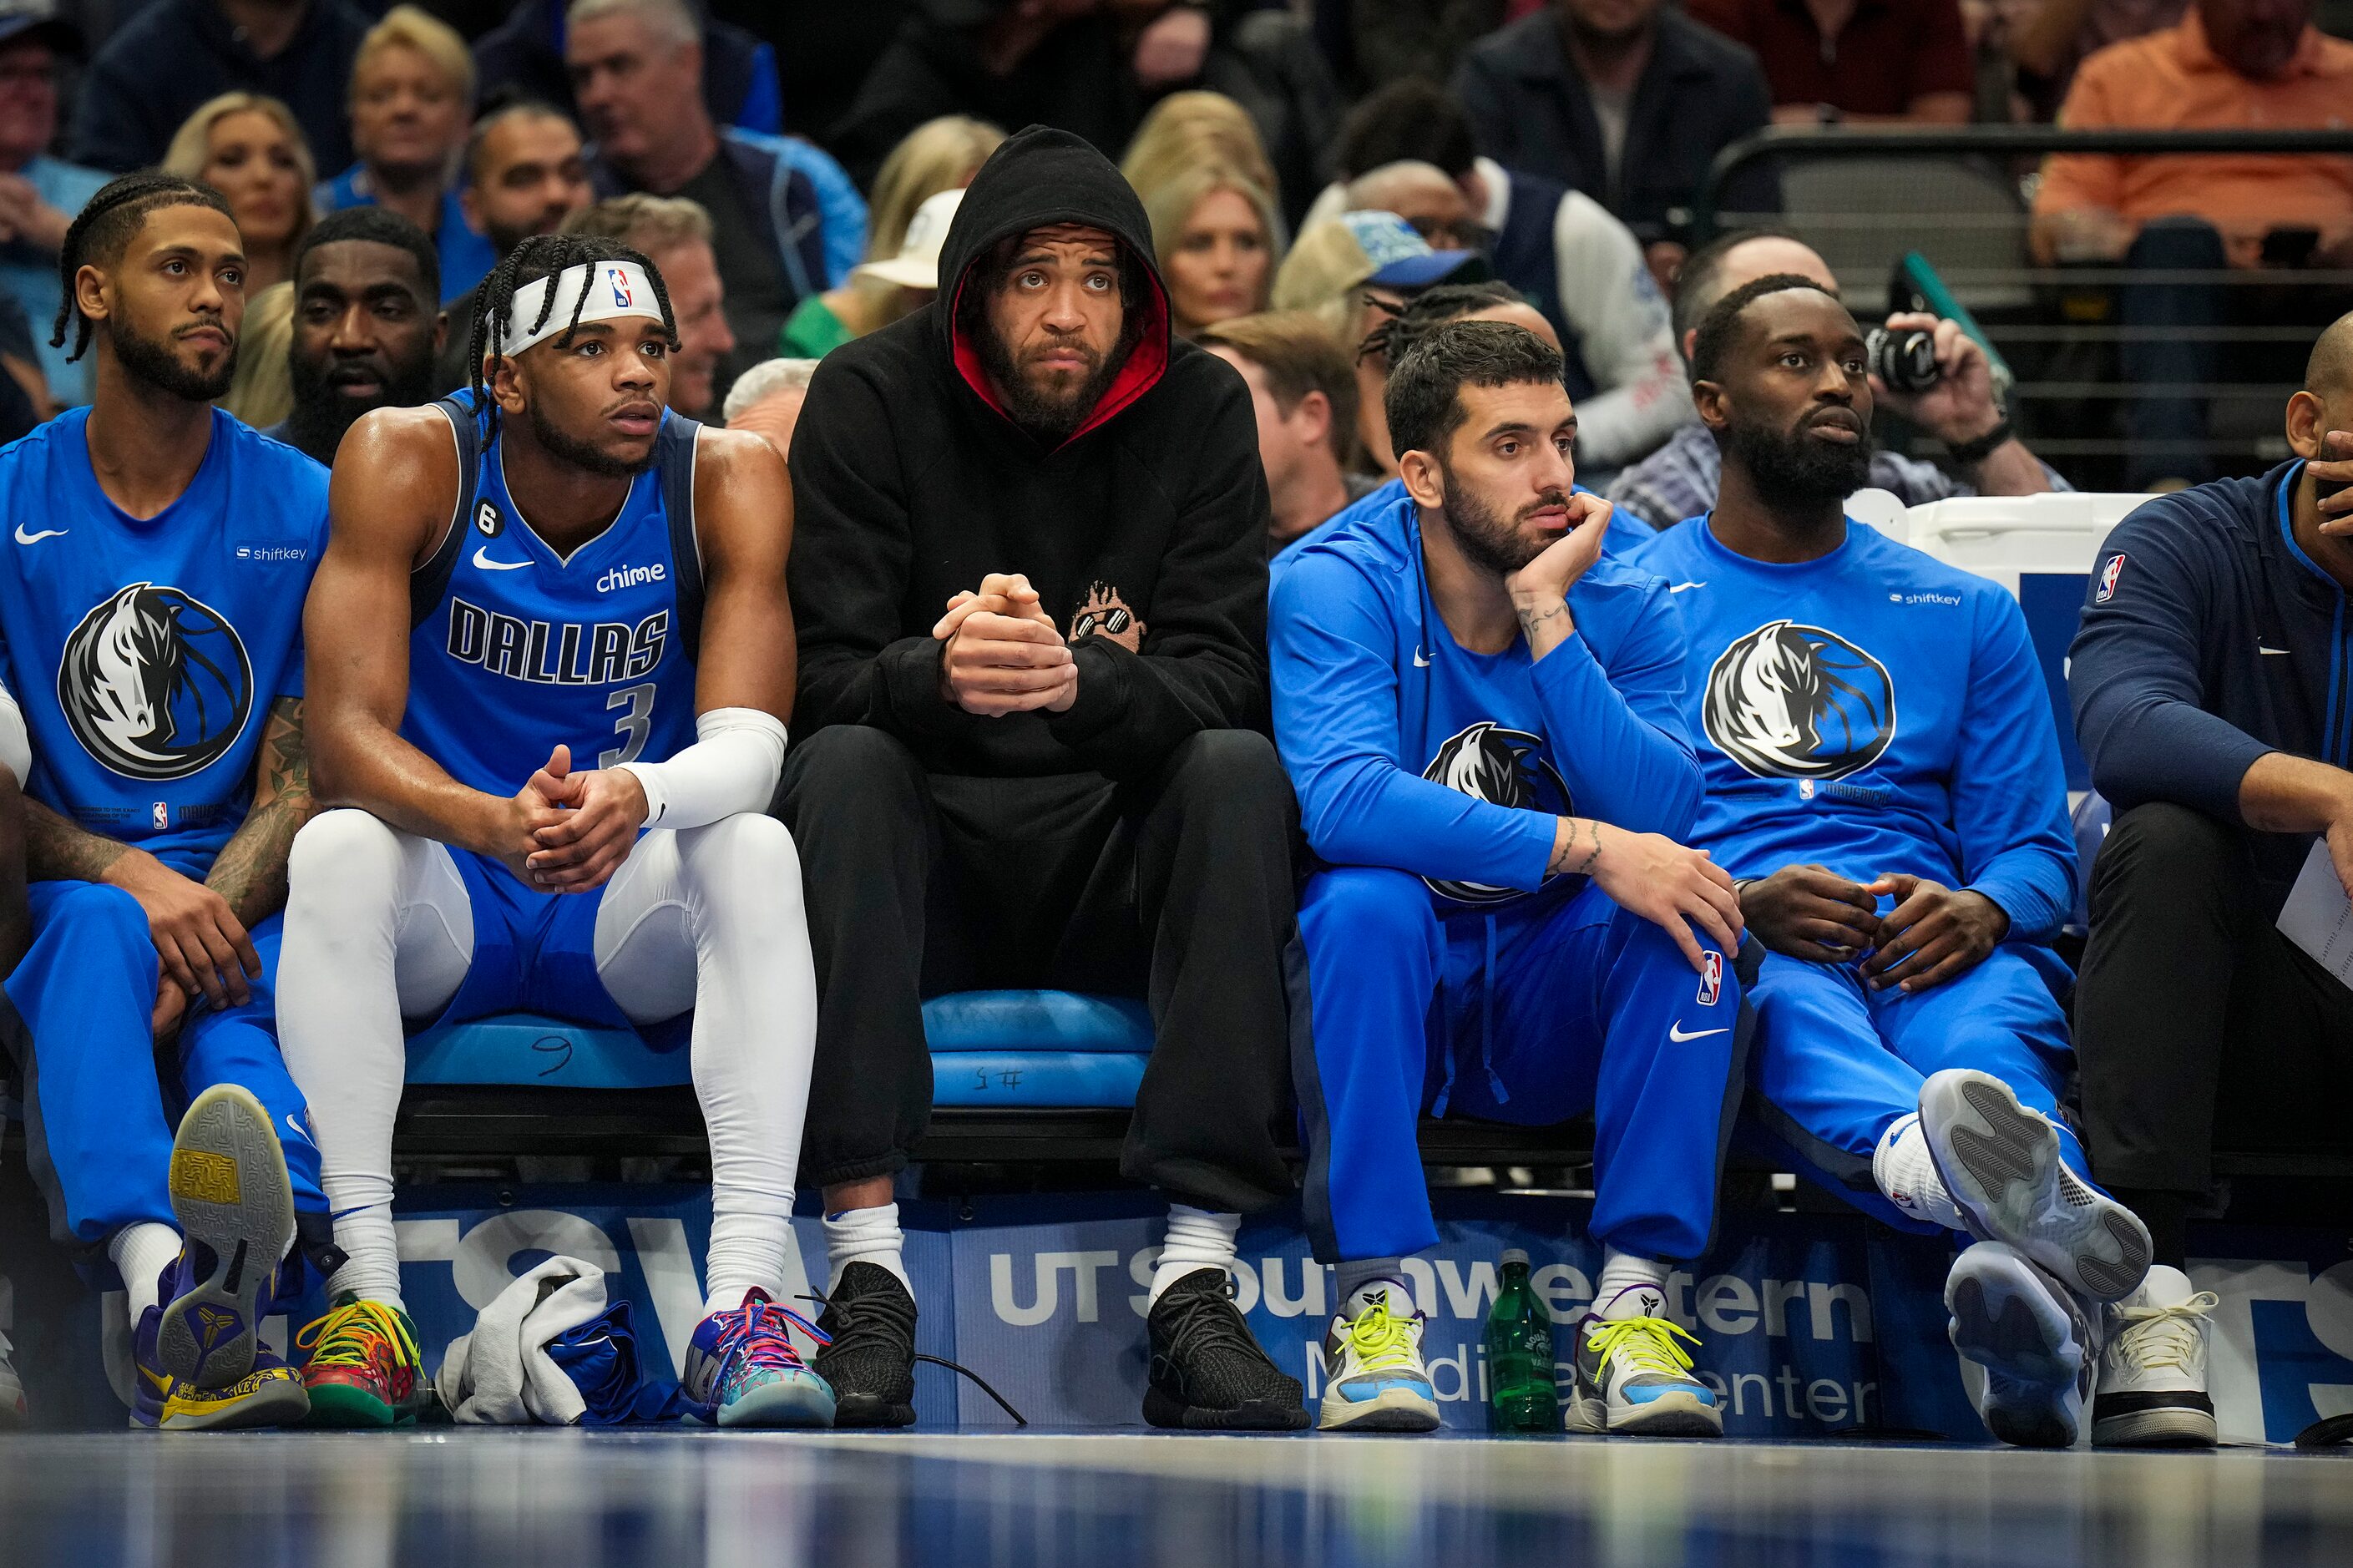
[277,230,827,1429]
[0,171,333,1429]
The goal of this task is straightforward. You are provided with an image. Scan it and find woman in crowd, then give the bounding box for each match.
[1121,90,1283,235]
[1141,160,1280,340]
[776,114,1002,359]
[161,94,315,296]
[317,6,489,303]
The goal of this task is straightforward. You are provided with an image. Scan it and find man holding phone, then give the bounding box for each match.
[2069,311,2353,1442]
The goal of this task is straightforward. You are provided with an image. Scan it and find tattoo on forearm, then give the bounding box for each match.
[1516,599,1571,640]
[23,797,129,883]
[207,697,316,927]
[1551,817,1604,878]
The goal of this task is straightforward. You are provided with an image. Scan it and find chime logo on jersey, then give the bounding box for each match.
[2095,553,2124,604]
[1703,619,1896,782]
[57,583,254,781]
[1419,721,1573,903]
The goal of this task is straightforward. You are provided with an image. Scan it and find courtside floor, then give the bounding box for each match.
[0,1429,2345,1565]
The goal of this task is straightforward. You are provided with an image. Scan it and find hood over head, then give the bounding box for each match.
[936,124,1171,448]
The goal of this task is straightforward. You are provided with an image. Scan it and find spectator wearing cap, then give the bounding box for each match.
[1198,310,1373,551]
[565,0,858,382]
[318,7,495,306]
[779,186,961,359]
[722,355,817,455]
[70,0,371,174]
[1686,0,1974,124]
[0,1,104,405]
[1453,0,1778,284]
[474,0,786,138]
[431,99,593,395]
[1272,209,1485,473]
[559,191,735,417]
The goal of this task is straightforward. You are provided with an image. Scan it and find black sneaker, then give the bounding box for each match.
[1143,1267,1308,1430]
[812,1262,918,1429]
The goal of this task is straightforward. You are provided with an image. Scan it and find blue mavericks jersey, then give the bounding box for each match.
[1624,517,2076,935]
[404,408,699,799]
[0,407,326,878]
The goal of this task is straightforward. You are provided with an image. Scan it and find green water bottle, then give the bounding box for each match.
[1485,1247,1559,1433]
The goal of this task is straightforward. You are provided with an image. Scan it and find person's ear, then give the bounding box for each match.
[488,352,526,414]
[2286,388,2329,460]
[433,306,448,357]
[1399,446,1447,511]
[458,184,486,238]
[1681,326,1698,364]
[1692,377,1731,435]
[1293,388,1331,449]
[73,262,109,327]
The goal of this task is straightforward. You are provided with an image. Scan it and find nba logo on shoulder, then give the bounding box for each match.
[2095,553,2124,604]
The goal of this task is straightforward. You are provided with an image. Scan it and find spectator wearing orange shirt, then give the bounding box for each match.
[1685,0,1975,124]
[2032,0,2353,484]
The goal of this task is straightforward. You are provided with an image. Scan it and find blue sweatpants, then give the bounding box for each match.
[1295,868,1748,1264]
[1,881,326,1283]
[1741,943,2082,1233]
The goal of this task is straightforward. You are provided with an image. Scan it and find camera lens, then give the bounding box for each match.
[1865,326,1941,394]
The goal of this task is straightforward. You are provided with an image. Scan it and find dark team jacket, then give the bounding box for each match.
[2071,460,2339,911]
[786,124,1272,780]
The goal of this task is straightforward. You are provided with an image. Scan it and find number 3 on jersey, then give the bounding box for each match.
[602,681,656,766]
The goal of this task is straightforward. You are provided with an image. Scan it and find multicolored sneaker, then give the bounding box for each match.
[1317,1282,1440,1432]
[131,1282,307,1430]
[157,1083,296,1393]
[1566,1286,1723,1438]
[1946,1240,2096,1449]
[296,1296,430,1427]
[1918,1070,2151,1303]
[683,1290,837,1428]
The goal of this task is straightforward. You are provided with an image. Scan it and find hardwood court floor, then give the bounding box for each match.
[0,1427,2344,1565]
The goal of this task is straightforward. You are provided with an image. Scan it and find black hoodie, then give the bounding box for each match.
[787,125,1273,779]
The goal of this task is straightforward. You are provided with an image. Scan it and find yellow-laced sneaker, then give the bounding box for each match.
[1318,1281,1440,1431]
[1567,1286,1721,1437]
[296,1296,429,1427]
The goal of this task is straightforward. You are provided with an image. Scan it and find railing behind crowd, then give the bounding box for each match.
[1688,127,2353,491]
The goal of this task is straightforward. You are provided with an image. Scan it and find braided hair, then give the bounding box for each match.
[467,232,679,438]
[51,173,235,364]
[1357,280,1530,372]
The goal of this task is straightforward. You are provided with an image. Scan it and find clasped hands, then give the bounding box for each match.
[1739,864,2008,994]
[496,744,647,893]
[934,572,1077,716]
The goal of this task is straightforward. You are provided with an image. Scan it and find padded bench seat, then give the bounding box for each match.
[405,989,1155,1108]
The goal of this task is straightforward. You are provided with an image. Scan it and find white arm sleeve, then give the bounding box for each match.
[616,707,787,832]
[1551,190,1693,468]
[0,685,27,789]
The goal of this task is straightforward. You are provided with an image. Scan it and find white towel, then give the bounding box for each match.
[438,1256,612,1425]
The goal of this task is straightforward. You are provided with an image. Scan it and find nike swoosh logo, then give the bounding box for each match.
[2260,646,2290,655]
[283,1114,312,1146]
[1667,1022,1728,1042]
[1412,647,1431,667]
[473,546,531,571]
[13,524,65,544]
[1668,581,1706,593]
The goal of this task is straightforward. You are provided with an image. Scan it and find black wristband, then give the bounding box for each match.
[1946,420,2013,467]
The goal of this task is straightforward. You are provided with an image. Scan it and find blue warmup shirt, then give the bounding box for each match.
[1627,516,2075,940]
[2071,460,2330,909]
[405,400,700,797]
[0,407,326,878]
[1271,491,1701,901]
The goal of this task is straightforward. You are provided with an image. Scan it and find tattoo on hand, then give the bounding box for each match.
[1552,818,1603,878]
[1516,600,1570,640]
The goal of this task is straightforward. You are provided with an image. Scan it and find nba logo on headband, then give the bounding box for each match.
[608,266,634,308]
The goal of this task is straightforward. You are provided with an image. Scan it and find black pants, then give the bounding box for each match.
[775,724,1299,1213]
[2075,802,2353,1199]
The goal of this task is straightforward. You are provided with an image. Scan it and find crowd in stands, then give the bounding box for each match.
[0,0,2350,1445]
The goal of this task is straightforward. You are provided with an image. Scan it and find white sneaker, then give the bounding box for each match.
[1918,1070,2152,1302]
[1318,1282,1440,1431]
[1565,1285,1723,1438]
[1946,1241,2095,1448]
[2094,1266,2219,1448]
[0,1327,25,1428]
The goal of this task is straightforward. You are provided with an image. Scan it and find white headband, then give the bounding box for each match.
[498,260,664,357]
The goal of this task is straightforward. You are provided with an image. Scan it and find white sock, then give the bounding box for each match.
[1874,1114,1966,1231]
[705,1211,795,1316]
[323,1199,404,1311]
[822,1202,909,1293]
[1149,1205,1239,1307]
[109,1222,181,1328]
[1335,1257,1411,1318]
[1595,1247,1672,1320]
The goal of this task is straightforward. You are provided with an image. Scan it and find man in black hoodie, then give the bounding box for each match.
[779,126,1306,1432]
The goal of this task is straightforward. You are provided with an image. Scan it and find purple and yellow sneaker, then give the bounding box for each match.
[683,1290,837,1429]
[158,1084,296,1393]
[131,1278,307,1430]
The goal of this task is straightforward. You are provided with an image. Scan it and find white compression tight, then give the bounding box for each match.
[275,808,818,1318]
